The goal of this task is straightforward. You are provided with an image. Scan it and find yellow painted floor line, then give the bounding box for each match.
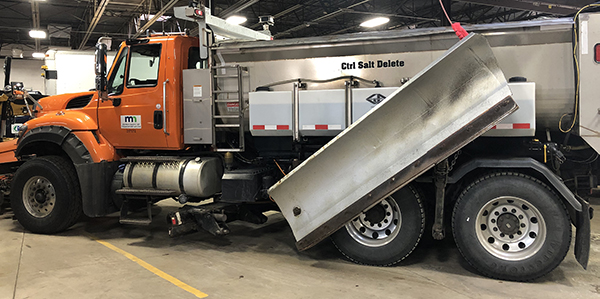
[87,234,208,298]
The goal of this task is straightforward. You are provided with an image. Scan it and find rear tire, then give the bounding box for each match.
[330,185,425,266]
[452,172,571,281]
[11,156,82,234]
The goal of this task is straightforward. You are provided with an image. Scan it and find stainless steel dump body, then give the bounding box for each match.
[268,34,518,250]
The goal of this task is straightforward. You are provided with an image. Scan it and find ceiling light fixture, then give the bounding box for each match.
[360,17,390,28]
[29,29,47,39]
[32,52,46,59]
[226,16,247,25]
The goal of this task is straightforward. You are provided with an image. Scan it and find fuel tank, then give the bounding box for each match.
[123,157,223,198]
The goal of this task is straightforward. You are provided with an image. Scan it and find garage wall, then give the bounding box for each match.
[0,59,45,92]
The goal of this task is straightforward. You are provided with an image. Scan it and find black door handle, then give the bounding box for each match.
[153,110,163,129]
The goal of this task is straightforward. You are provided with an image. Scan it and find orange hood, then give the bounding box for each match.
[36,91,95,115]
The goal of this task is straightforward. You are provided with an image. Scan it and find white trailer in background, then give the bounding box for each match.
[43,50,115,95]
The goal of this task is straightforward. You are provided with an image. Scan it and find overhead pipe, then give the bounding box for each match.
[219,0,260,18]
[132,0,180,38]
[79,0,110,50]
[457,0,579,15]
[250,3,308,29]
[274,0,371,38]
[30,1,41,52]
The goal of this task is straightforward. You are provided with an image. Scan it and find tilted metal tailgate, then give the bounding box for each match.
[268,34,518,251]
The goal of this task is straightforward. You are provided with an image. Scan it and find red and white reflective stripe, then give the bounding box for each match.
[491,123,531,130]
[302,124,343,130]
[252,125,289,130]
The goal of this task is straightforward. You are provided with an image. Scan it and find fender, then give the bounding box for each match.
[24,110,98,131]
[448,157,591,269]
[16,125,121,217]
[448,158,581,211]
[16,125,93,164]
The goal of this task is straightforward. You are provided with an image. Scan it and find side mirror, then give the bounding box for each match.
[95,43,107,99]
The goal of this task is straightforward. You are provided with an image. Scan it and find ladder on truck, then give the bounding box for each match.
[211,65,246,152]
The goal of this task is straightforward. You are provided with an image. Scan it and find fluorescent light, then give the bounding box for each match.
[226,16,247,25]
[360,17,390,28]
[140,14,171,22]
[29,29,47,39]
[32,52,46,59]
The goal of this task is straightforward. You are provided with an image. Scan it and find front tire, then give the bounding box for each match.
[452,172,571,281]
[11,156,82,233]
[331,184,425,266]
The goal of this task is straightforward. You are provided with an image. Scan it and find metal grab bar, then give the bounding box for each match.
[163,79,169,135]
[292,82,300,142]
[257,75,382,89]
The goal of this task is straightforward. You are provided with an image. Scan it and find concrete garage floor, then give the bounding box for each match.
[1,200,599,299]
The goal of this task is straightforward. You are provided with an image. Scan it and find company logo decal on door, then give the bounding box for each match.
[121,115,142,129]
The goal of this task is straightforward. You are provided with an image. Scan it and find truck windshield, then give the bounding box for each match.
[107,47,128,95]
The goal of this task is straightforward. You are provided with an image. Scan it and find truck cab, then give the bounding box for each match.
[97,36,199,150]
[1,35,218,225]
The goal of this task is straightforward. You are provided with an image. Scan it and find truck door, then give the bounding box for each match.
[97,43,171,149]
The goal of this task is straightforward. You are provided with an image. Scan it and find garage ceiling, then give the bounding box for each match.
[0,0,596,56]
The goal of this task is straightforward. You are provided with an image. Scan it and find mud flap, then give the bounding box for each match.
[575,195,591,269]
[268,33,518,251]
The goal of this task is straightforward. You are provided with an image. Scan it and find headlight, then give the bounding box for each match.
[17,124,28,137]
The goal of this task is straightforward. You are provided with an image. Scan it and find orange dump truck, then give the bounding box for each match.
[0,4,595,282]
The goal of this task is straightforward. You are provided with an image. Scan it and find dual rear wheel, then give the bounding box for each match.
[331,184,425,266]
[332,173,571,281]
[452,173,571,281]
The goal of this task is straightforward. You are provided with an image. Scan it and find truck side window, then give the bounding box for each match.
[127,44,161,88]
[106,47,128,95]
[188,47,201,69]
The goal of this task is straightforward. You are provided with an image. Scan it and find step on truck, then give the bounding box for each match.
[0,3,595,282]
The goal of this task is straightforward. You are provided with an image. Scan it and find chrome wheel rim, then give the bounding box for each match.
[345,197,402,247]
[475,196,546,261]
[23,176,56,218]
